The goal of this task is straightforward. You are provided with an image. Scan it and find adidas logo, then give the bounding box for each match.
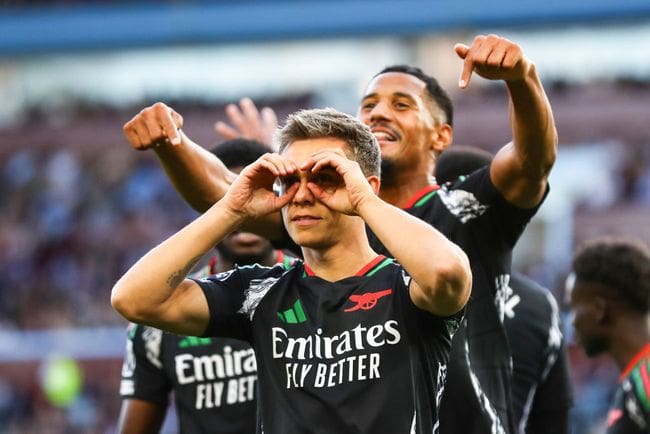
[277,299,307,324]
[179,336,212,348]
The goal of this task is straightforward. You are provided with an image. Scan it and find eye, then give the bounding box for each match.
[311,171,340,191]
[394,101,409,109]
[278,175,299,193]
[361,101,376,110]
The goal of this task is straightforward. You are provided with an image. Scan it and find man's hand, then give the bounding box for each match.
[222,154,299,219]
[299,149,379,215]
[214,98,278,150]
[123,102,184,150]
[454,34,531,89]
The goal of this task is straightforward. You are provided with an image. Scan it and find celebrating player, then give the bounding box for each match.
[118,139,296,434]
[122,34,557,433]
[112,108,472,433]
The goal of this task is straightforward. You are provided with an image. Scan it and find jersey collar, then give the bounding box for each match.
[303,255,390,278]
[402,184,440,209]
[620,342,650,381]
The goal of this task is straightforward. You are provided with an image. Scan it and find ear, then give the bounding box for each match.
[431,124,453,156]
[592,295,608,325]
[366,175,381,195]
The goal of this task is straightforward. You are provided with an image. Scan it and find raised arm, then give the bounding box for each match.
[305,150,471,317]
[123,102,234,212]
[123,102,285,239]
[111,154,299,335]
[455,34,558,209]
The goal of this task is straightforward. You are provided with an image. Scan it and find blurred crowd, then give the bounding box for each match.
[0,95,649,433]
[0,145,195,330]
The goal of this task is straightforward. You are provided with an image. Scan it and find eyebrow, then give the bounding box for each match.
[361,91,417,102]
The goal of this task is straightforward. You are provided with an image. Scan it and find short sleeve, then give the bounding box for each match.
[119,324,171,406]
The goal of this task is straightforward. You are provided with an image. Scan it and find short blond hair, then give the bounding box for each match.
[275,108,380,177]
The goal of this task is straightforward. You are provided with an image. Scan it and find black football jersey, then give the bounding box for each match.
[120,324,257,434]
[367,166,546,434]
[606,344,650,434]
[196,256,461,434]
[119,251,296,434]
[505,273,572,434]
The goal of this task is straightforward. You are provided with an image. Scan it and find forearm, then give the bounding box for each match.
[111,201,243,323]
[358,196,471,315]
[154,131,237,212]
[506,63,558,178]
[118,399,166,434]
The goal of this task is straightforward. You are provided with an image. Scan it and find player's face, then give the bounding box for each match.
[567,279,608,357]
[217,230,274,263]
[358,72,441,172]
[279,137,355,249]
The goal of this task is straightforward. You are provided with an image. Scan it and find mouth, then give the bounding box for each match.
[291,215,322,226]
[228,232,265,246]
[370,125,400,144]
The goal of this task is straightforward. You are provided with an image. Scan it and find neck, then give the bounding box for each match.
[609,313,650,373]
[379,172,436,208]
[301,225,377,282]
[379,157,437,208]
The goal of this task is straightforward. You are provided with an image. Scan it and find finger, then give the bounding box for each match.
[262,153,296,176]
[132,120,153,148]
[306,182,327,201]
[167,110,183,145]
[458,51,475,89]
[501,45,524,71]
[458,35,486,89]
[240,98,262,140]
[473,37,495,67]
[214,121,240,140]
[276,183,299,207]
[123,122,144,150]
[454,43,470,60]
[261,107,278,134]
[261,107,279,150]
[225,103,251,137]
[486,44,507,68]
[143,113,164,145]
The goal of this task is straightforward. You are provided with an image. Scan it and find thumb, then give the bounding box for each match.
[454,43,469,59]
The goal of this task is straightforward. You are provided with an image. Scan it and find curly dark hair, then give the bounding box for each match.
[210,138,269,168]
[572,237,650,312]
[376,65,454,127]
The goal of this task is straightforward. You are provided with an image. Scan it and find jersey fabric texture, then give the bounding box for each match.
[196,256,462,434]
[366,166,547,434]
[119,251,296,434]
[606,343,650,434]
[120,325,257,434]
[505,273,572,434]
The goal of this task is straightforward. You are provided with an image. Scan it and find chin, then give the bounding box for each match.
[580,336,608,358]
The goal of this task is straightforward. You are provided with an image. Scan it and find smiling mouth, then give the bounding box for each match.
[371,126,399,142]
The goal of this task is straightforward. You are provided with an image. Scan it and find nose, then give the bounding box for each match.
[292,176,314,205]
[370,100,393,123]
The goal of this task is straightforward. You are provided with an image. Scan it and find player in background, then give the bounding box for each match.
[567,237,650,434]
[112,108,472,433]
[118,139,295,434]
[435,146,572,434]
[121,34,557,433]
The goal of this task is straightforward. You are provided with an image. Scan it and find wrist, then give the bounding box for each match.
[355,193,383,218]
[210,200,247,230]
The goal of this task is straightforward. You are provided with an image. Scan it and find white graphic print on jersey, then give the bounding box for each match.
[143,327,164,369]
[494,274,510,323]
[438,188,489,224]
[238,277,281,320]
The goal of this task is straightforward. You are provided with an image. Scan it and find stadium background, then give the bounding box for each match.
[1,1,649,432]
